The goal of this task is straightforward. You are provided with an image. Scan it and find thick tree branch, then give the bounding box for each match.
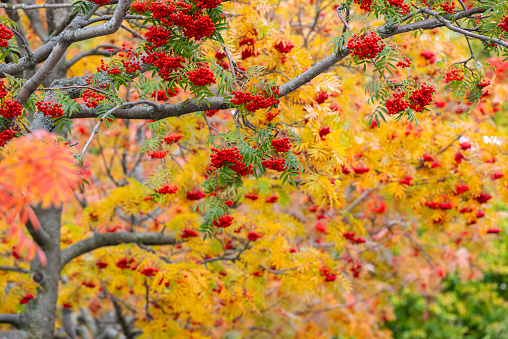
[0,313,21,325]
[60,232,177,267]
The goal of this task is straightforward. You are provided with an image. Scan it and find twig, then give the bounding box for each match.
[81,105,121,154]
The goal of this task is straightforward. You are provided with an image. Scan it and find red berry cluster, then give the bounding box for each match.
[0,23,13,48]
[388,0,410,15]
[148,150,168,158]
[353,166,370,174]
[444,69,464,83]
[145,26,173,49]
[153,55,186,82]
[420,51,436,64]
[455,184,469,194]
[0,80,8,98]
[350,262,363,278]
[347,31,386,60]
[271,137,291,152]
[152,88,179,101]
[476,192,492,204]
[487,228,501,234]
[181,228,199,238]
[149,1,215,40]
[210,147,253,176]
[319,126,331,139]
[35,101,64,119]
[492,172,504,180]
[385,91,409,115]
[187,65,216,87]
[343,232,366,244]
[266,110,279,122]
[90,0,109,5]
[156,184,178,194]
[478,79,491,88]
[0,100,22,120]
[354,0,373,11]
[140,267,159,276]
[230,87,280,112]
[399,176,412,185]
[409,83,435,112]
[266,196,278,203]
[82,89,105,108]
[164,133,184,144]
[498,15,508,32]
[239,38,256,60]
[261,157,285,172]
[118,45,141,74]
[0,129,16,147]
[195,0,222,9]
[247,231,262,241]
[20,294,34,305]
[320,265,337,282]
[213,215,234,228]
[315,91,329,104]
[187,190,206,200]
[206,109,219,117]
[131,1,149,12]
[245,193,259,200]
[440,0,455,14]
[274,41,294,54]
[98,60,122,75]
[396,57,411,68]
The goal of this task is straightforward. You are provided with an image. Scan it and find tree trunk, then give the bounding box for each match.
[20,206,63,339]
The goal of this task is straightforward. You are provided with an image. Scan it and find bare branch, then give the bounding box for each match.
[0,265,30,274]
[60,232,178,267]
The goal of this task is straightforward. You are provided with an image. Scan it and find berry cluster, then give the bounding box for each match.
[399,176,412,185]
[492,172,504,180]
[196,0,222,9]
[90,0,109,5]
[239,38,256,60]
[261,157,285,172]
[164,133,184,144]
[347,31,386,60]
[409,83,435,112]
[131,1,149,12]
[97,60,122,75]
[478,79,491,88]
[210,147,253,176]
[274,41,294,54]
[354,0,373,11]
[396,57,411,68]
[82,89,106,108]
[156,184,178,194]
[145,26,172,49]
[265,196,278,203]
[148,150,168,158]
[271,137,291,152]
[388,0,410,14]
[20,294,34,305]
[455,184,469,194]
[444,69,464,83]
[0,80,8,98]
[140,267,158,276]
[320,265,337,282]
[487,228,501,234]
[353,166,370,174]
[315,91,329,104]
[319,126,331,139]
[118,45,142,74]
[350,262,363,278]
[440,0,455,14]
[154,55,186,82]
[151,88,179,101]
[0,100,22,120]
[0,23,13,48]
[247,231,262,241]
[476,192,492,203]
[385,91,409,115]
[420,51,436,64]
[499,15,508,32]
[245,193,259,200]
[266,110,279,122]
[343,232,366,244]
[206,109,219,117]
[213,215,234,228]
[181,228,199,238]
[187,65,216,87]
[187,190,206,200]
[149,1,216,40]
[35,101,64,119]
[230,88,280,112]
[0,129,16,147]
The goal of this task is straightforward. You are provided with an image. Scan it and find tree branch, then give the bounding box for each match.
[60,232,177,267]
[0,313,21,325]
[0,265,31,274]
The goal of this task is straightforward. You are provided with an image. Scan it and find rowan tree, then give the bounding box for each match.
[1,0,508,338]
